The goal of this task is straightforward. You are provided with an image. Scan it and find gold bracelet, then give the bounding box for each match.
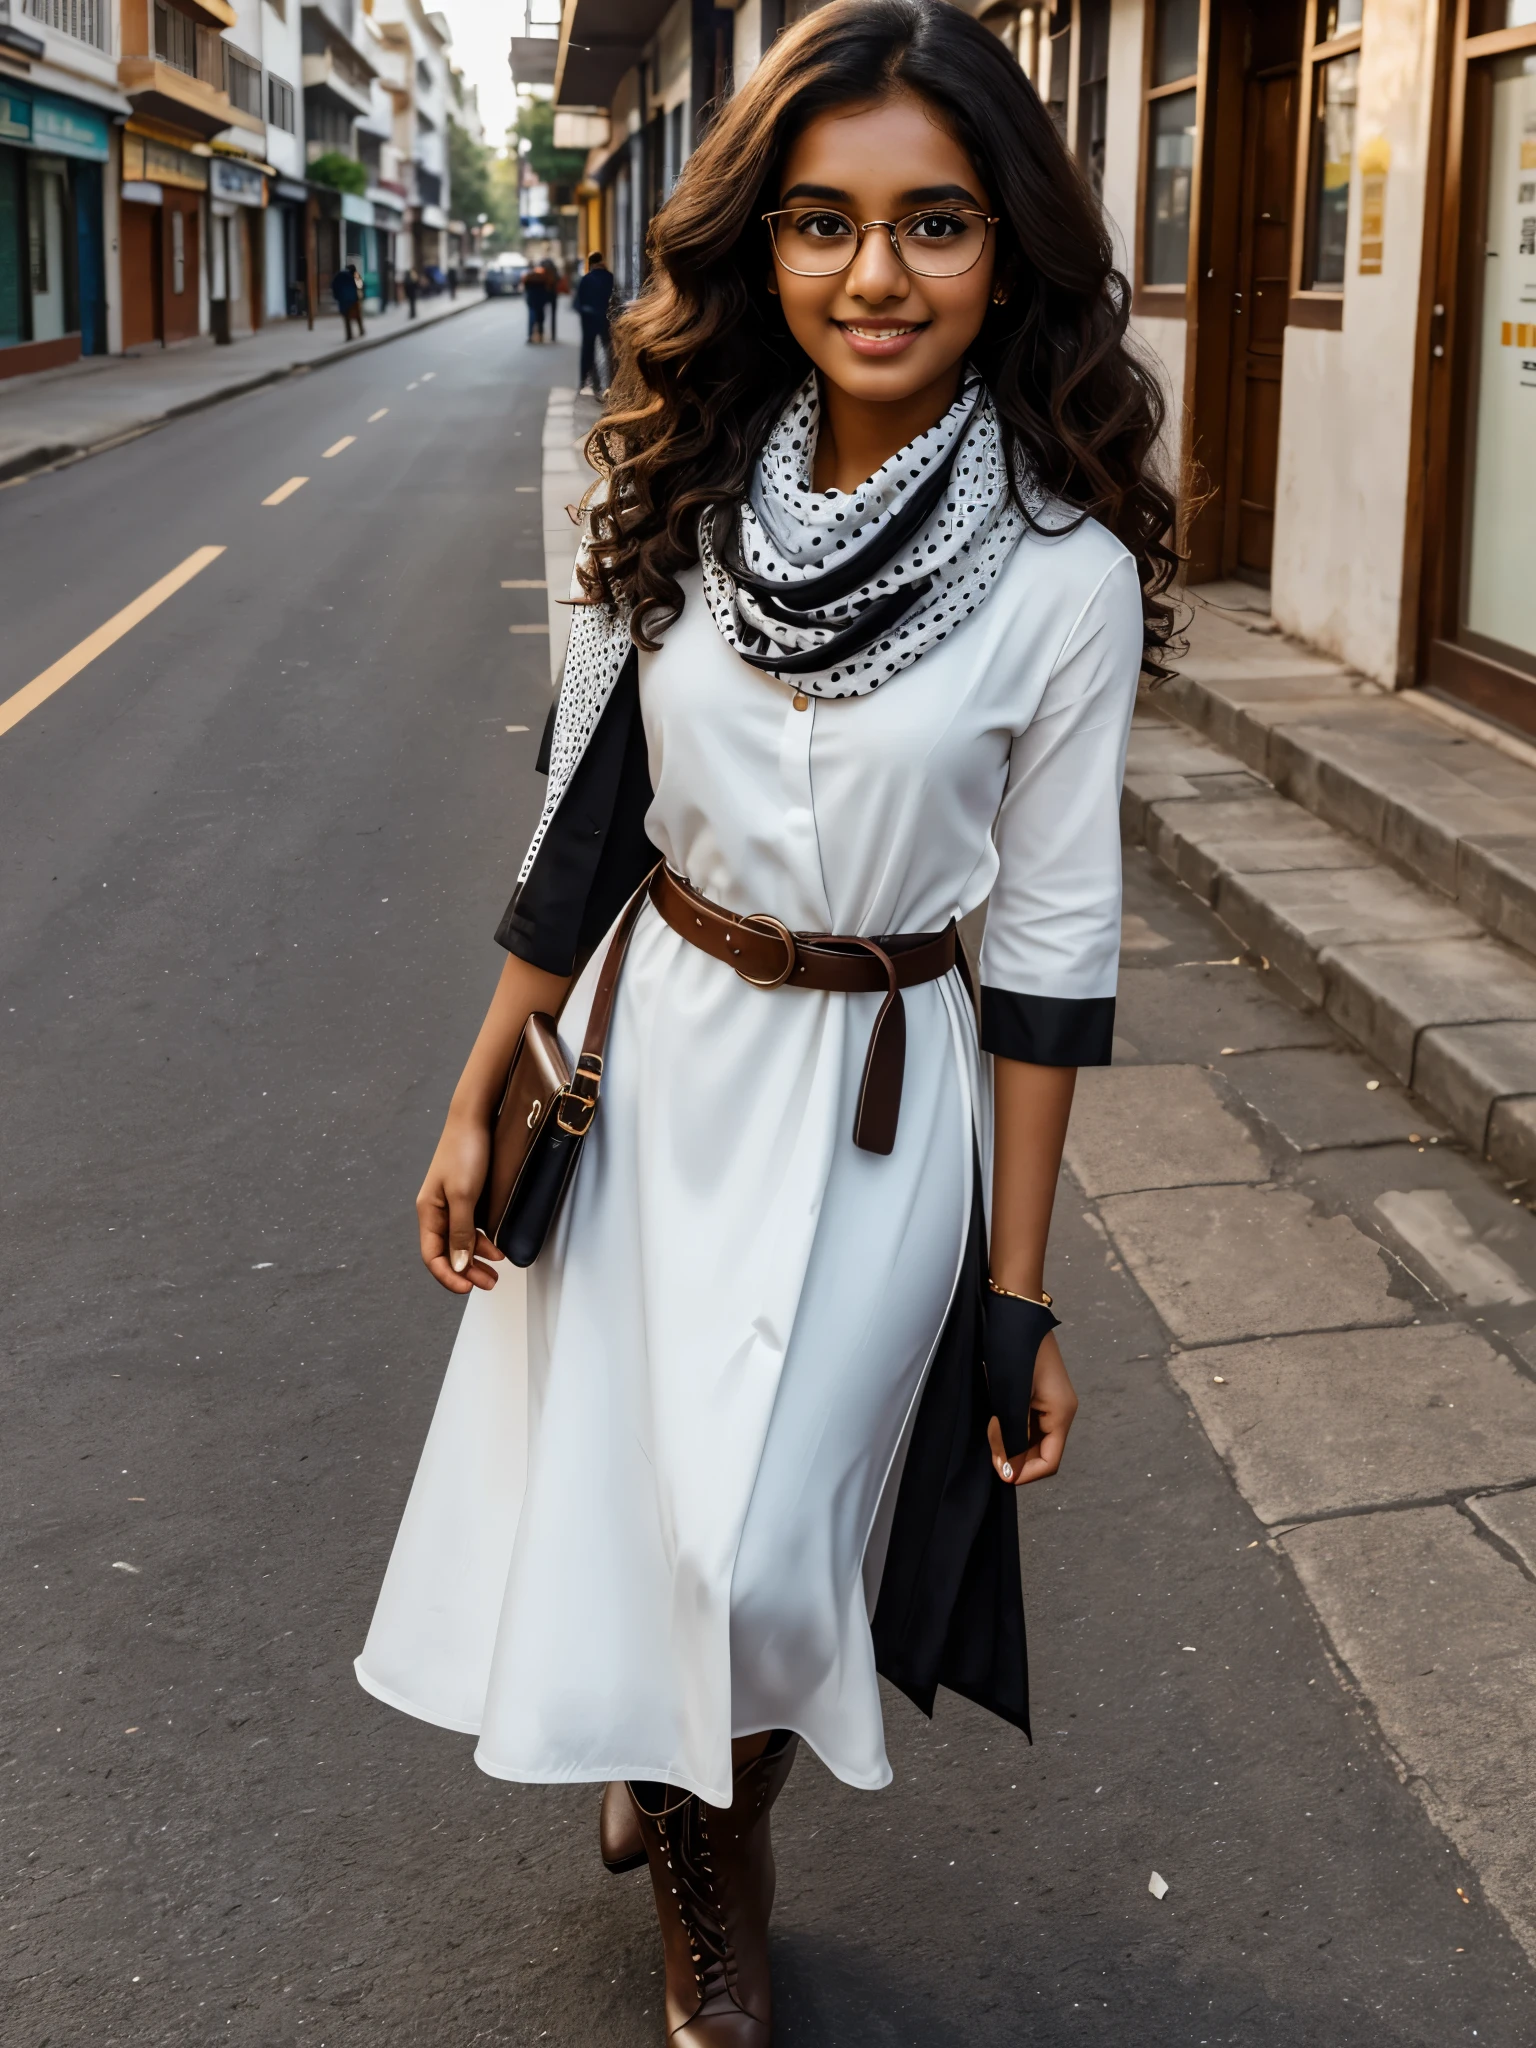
[987,1280,1053,1308]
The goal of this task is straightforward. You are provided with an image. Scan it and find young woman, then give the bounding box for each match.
[357,1,1175,2038]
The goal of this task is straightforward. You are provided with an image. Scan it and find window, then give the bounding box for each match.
[267,72,295,132]
[225,45,263,117]
[1142,0,1200,288]
[22,0,110,52]
[417,58,432,92]
[1296,0,1363,296]
[153,0,196,75]
[667,101,684,190]
[1077,0,1110,197]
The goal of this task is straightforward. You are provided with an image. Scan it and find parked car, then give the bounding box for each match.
[484,258,528,298]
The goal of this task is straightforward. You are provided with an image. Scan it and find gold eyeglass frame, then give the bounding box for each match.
[762,206,1002,280]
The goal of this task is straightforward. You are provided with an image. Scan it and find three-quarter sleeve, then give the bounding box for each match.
[978,551,1142,1067]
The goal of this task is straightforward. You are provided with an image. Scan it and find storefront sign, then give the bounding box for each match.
[1358,135,1389,277]
[0,87,31,145]
[210,158,265,207]
[122,131,208,192]
[32,92,110,163]
[340,191,373,226]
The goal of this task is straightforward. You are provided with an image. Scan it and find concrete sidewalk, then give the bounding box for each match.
[1128,592,1536,1186]
[0,288,498,483]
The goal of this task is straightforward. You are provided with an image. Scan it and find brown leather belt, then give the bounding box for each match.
[649,865,958,1155]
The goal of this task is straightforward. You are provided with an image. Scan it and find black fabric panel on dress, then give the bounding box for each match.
[979,988,1116,1067]
[494,648,658,975]
[534,696,557,775]
[871,1154,1030,1740]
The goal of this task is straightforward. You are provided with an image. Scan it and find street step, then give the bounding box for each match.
[1123,709,1536,1186]
[1156,599,1536,969]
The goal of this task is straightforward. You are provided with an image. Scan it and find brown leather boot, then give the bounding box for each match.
[630,1732,799,2046]
[600,1779,646,1874]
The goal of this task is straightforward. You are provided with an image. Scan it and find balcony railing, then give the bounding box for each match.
[22,0,110,50]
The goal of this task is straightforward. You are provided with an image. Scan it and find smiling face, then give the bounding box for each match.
[768,90,999,415]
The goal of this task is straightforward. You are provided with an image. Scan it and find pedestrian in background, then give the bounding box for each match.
[404,267,420,320]
[524,260,548,343]
[332,261,364,341]
[448,263,459,300]
[575,249,613,396]
[547,260,566,343]
[357,1,1174,2040]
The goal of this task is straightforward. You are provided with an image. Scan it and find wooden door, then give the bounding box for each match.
[162,195,199,344]
[1221,66,1298,578]
[120,200,161,349]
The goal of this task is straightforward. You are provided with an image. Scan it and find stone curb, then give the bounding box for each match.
[1154,657,1536,971]
[1123,712,1536,1185]
[0,293,492,486]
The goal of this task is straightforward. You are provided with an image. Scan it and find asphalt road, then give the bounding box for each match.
[4,310,1535,2047]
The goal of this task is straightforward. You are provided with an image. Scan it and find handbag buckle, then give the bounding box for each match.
[736,914,797,990]
[556,1055,602,1136]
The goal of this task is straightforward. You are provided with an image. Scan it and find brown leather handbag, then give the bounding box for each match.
[475,872,654,1266]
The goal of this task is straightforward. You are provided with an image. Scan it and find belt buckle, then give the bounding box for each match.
[735,913,797,990]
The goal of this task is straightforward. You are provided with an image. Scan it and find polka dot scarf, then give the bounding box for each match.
[698,372,1031,698]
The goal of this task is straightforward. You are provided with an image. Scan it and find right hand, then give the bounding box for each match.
[416,1110,504,1293]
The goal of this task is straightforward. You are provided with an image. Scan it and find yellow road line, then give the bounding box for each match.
[263,476,308,505]
[323,435,356,459]
[367,408,389,423]
[501,578,546,589]
[508,623,549,635]
[0,545,225,742]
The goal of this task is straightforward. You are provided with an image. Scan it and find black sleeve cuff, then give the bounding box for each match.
[495,647,657,975]
[979,988,1116,1066]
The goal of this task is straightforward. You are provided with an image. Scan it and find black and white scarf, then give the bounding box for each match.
[699,372,1029,697]
[518,375,1029,884]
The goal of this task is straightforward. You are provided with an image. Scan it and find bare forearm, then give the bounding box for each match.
[988,1057,1077,1295]
[446,952,573,1124]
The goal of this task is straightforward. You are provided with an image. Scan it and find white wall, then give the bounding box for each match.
[1270,0,1440,685]
[263,0,306,180]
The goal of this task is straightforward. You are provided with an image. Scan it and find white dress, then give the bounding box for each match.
[356,518,1143,1807]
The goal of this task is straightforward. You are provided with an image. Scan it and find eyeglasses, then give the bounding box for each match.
[762,206,1001,280]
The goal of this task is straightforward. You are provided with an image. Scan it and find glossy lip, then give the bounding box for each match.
[834,319,928,358]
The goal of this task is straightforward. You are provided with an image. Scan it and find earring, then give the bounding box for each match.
[992,287,1009,306]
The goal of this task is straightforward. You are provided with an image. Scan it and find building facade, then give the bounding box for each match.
[0,0,453,369]
[545,0,1536,739]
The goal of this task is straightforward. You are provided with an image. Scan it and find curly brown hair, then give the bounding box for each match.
[580,0,1181,673]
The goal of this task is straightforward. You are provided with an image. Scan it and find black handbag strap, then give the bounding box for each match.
[555,863,659,1135]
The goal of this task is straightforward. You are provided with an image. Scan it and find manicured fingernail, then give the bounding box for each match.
[1001,1462,1013,1481]
[451,1247,469,1273]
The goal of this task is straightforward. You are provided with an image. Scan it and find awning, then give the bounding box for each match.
[555,0,673,108]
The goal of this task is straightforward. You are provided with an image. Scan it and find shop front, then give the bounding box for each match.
[340,190,379,311]
[0,81,108,377]
[208,154,266,342]
[266,177,311,322]
[120,124,208,349]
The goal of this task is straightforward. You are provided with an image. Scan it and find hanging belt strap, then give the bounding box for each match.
[649,865,958,1156]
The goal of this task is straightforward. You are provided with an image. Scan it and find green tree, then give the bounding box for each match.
[447,117,492,225]
[307,150,367,197]
[513,96,588,187]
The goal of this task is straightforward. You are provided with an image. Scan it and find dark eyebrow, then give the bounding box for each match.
[778,183,853,204]
[898,183,987,207]
[777,180,987,209]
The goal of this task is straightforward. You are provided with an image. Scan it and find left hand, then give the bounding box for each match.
[988,1331,1077,1487]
